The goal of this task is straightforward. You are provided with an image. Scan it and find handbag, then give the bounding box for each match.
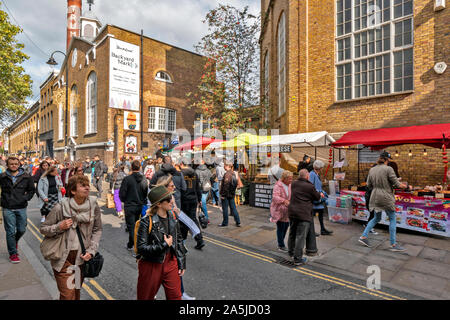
[40,233,65,261]
[197,207,208,229]
[106,193,115,209]
[75,226,104,278]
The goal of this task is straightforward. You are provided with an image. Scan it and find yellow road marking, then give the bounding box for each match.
[27,218,42,234]
[204,236,405,300]
[26,219,115,301]
[204,238,274,263]
[88,280,115,300]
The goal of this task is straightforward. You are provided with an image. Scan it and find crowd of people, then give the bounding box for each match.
[0,149,409,298]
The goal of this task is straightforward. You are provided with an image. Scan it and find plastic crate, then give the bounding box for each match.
[327,206,352,224]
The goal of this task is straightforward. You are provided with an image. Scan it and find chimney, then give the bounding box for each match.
[67,0,82,51]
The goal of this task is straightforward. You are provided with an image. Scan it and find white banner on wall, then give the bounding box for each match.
[109,38,140,111]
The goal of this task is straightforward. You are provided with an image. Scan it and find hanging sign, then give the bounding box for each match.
[124,111,140,131]
[125,135,138,154]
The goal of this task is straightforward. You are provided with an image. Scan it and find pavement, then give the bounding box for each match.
[202,204,450,300]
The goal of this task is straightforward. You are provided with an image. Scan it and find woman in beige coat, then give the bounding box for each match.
[40,175,102,300]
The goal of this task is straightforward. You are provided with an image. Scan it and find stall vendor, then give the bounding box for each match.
[386,152,400,179]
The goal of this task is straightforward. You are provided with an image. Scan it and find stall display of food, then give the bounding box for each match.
[340,190,450,237]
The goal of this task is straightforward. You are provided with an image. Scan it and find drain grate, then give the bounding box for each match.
[275,257,296,267]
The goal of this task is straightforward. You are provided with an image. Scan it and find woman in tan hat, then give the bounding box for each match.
[135,185,187,300]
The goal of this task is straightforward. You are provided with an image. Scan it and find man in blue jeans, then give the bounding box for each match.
[195,159,212,222]
[0,157,35,263]
[218,162,241,227]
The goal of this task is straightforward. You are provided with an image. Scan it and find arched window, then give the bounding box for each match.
[86,72,97,134]
[58,104,64,140]
[84,24,94,38]
[155,71,173,83]
[70,85,78,136]
[264,50,270,123]
[277,12,286,116]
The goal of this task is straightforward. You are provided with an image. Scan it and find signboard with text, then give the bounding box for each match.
[109,38,140,111]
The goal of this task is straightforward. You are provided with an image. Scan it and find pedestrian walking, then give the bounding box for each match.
[136,185,187,300]
[195,159,212,222]
[82,157,91,175]
[119,160,148,253]
[210,170,220,208]
[180,160,205,250]
[270,171,293,251]
[110,165,127,219]
[90,155,108,199]
[287,169,322,266]
[40,175,102,300]
[0,157,36,263]
[32,160,50,186]
[215,159,226,205]
[358,151,409,251]
[150,156,186,209]
[309,160,333,236]
[218,161,241,227]
[37,166,64,223]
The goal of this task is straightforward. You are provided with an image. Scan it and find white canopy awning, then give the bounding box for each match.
[257,131,335,147]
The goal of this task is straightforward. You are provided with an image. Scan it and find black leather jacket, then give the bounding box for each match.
[136,213,187,269]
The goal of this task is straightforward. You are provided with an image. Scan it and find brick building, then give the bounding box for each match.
[45,1,207,167]
[260,0,449,187]
[7,101,40,157]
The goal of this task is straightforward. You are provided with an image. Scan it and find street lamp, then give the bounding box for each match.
[47,50,68,159]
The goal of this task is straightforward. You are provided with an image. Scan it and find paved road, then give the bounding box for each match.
[22,195,422,300]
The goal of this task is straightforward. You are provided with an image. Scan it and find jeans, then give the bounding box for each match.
[93,176,103,197]
[221,197,241,226]
[362,210,396,245]
[2,208,27,255]
[276,221,290,248]
[211,182,219,205]
[288,219,310,261]
[200,192,209,220]
[113,189,122,212]
[125,206,142,249]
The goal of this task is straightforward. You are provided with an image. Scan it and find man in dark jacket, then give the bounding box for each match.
[119,160,149,252]
[219,161,241,227]
[297,154,314,173]
[180,161,205,249]
[0,157,35,263]
[150,156,186,209]
[287,169,322,266]
[90,155,108,198]
[195,159,212,222]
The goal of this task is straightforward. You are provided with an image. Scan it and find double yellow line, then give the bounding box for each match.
[204,236,406,300]
[26,218,115,300]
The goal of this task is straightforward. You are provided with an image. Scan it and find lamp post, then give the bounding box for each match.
[46,51,68,159]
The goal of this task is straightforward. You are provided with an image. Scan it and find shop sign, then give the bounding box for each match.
[259,145,292,153]
[109,38,140,112]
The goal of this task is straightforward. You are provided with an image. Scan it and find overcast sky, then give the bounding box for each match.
[2,0,259,107]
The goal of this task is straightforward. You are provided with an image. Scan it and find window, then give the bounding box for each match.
[50,111,53,129]
[84,24,94,38]
[264,50,270,123]
[194,114,212,136]
[70,85,78,136]
[155,71,173,83]
[335,0,414,101]
[148,107,176,133]
[58,104,64,140]
[277,12,286,116]
[86,72,97,134]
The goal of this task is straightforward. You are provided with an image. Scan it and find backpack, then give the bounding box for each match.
[133,211,177,256]
[201,179,212,192]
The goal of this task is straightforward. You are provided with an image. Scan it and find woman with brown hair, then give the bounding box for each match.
[40,175,102,300]
[136,185,186,300]
[37,166,63,223]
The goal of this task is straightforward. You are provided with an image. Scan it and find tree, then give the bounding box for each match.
[0,4,33,127]
[188,4,262,134]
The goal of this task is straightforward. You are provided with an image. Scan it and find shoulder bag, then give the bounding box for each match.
[40,207,66,261]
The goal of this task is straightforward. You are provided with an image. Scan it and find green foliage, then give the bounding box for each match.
[0,4,33,127]
[188,4,262,134]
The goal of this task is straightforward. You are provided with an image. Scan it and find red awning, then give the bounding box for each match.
[332,123,450,149]
[174,137,224,151]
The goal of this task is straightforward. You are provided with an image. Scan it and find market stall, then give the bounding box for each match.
[330,123,450,237]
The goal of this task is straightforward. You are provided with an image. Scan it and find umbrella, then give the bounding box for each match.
[219,133,272,149]
[174,137,224,151]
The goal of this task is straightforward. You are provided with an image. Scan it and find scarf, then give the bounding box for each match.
[61,196,95,229]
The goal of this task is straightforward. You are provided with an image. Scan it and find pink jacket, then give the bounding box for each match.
[270,180,291,223]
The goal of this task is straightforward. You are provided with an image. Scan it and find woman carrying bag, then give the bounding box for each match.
[40,175,102,300]
[37,166,63,223]
[136,185,187,300]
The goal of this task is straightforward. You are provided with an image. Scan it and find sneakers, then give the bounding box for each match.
[195,242,205,250]
[9,254,20,264]
[235,223,241,227]
[358,237,371,247]
[41,216,46,223]
[218,224,227,227]
[126,245,133,251]
[182,292,196,300]
[305,251,318,257]
[321,229,333,235]
[278,246,288,252]
[389,244,406,252]
[294,257,307,266]
[369,229,379,235]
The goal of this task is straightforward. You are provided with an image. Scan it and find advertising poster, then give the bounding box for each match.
[124,111,140,131]
[109,38,140,111]
[125,135,137,154]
